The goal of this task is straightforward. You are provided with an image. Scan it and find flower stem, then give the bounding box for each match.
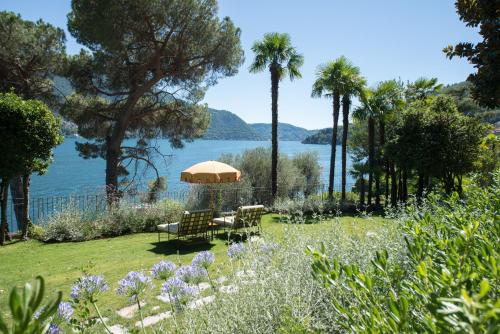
[92,301,112,334]
[137,299,147,334]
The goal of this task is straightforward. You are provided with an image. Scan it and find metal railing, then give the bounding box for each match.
[4,182,354,233]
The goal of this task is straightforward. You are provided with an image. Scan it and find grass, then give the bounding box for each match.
[0,213,390,327]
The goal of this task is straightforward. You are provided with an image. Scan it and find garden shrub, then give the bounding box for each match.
[41,199,184,242]
[308,171,500,333]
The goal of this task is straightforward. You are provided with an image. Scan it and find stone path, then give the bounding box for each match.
[187,295,215,310]
[116,302,146,319]
[109,324,128,334]
[135,311,172,327]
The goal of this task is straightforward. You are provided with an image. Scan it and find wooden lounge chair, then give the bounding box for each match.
[213,205,265,235]
[157,209,212,242]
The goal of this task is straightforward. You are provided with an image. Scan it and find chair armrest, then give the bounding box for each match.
[220,211,236,217]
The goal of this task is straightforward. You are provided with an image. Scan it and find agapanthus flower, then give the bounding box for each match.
[56,302,73,322]
[175,265,207,284]
[161,277,196,305]
[227,242,245,258]
[47,323,60,334]
[70,275,108,302]
[117,271,153,301]
[151,260,177,280]
[192,251,215,269]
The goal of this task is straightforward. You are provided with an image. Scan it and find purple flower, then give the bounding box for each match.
[56,302,73,322]
[71,275,108,302]
[151,260,177,280]
[227,243,245,258]
[260,242,279,254]
[192,251,215,269]
[117,271,153,301]
[175,265,207,284]
[47,323,60,334]
[161,277,196,305]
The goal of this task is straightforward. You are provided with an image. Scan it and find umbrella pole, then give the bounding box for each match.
[210,188,215,211]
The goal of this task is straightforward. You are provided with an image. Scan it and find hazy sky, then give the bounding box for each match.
[0,0,480,129]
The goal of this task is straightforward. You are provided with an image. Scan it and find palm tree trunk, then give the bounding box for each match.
[367,116,375,206]
[21,174,31,240]
[359,176,365,207]
[270,69,279,199]
[341,96,350,200]
[328,93,340,199]
[390,164,397,207]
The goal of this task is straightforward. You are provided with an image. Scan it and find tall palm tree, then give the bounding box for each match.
[250,33,303,199]
[339,64,365,200]
[353,90,376,205]
[311,57,350,199]
[371,80,404,206]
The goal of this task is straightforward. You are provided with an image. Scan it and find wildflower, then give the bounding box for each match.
[227,242,245,259]
[151,260,177,280]
[117,271,153,301]
[70,275,108,302]
[47,323,60,334]
[161,277,196,305]
[175,265,207,284]
[260,242,279,254]
[192,251,215,269]
[56,302,73,322]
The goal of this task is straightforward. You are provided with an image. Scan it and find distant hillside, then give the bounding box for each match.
[250,123,318,141]
[203,109,263,140]
[441,81,500,124]
[301,127,344,145]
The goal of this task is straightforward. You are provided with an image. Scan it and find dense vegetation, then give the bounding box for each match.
[202,109,263,140]
[301,127,344,145]
[250,123,317,141]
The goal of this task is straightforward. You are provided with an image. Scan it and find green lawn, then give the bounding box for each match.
[0,214,390,327]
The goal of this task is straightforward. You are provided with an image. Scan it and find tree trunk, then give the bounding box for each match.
[390,164,397,207]
[367,116,375,206]
[270,69,279,199]
[341,95,350,200]
[398,170,403,202]
[416,172,425,202]
[375,173,381,208]
[359,176,365,207]
[1,178,9,245]
[9,177,24,231]
[21,174,31,240]
[105,139,121,205]
[328,93,340,199]
[402,169,408,201]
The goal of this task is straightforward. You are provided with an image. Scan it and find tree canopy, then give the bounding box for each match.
[62,0,244,197]
[444,0,499,108]
[0,11,66,103]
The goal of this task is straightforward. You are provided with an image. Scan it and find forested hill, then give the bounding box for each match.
[301,127,344,145]
[249,123,318,141]
[203,109,263,140]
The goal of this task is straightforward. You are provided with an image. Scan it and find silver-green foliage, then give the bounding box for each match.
[41,199,184,242]
[309,172,500,333]
[178,221,402,333]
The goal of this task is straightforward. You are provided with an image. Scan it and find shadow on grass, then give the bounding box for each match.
[148,239,216,255]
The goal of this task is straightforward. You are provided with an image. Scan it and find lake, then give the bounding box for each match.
[30,138,354,198]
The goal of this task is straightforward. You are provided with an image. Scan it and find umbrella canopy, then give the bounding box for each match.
[180,160,241,184]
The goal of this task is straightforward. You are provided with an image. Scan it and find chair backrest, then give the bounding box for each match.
[234,205,265,228]
[178,209,212,236]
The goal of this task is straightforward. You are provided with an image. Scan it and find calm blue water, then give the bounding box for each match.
[30,138,353,198]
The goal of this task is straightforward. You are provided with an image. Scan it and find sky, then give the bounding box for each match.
[0,0,481,129]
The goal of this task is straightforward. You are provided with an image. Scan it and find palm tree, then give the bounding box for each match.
[250,33,303,199]
[353,90,376,206]
[405,77,443,101]
[311,57,350,199]
[339,64,365,200]
[371,80,404,206]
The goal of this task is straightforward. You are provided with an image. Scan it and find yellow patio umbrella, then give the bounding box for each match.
[181,160,241,209]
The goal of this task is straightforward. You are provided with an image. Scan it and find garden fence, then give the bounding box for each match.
[5,182,354,233]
